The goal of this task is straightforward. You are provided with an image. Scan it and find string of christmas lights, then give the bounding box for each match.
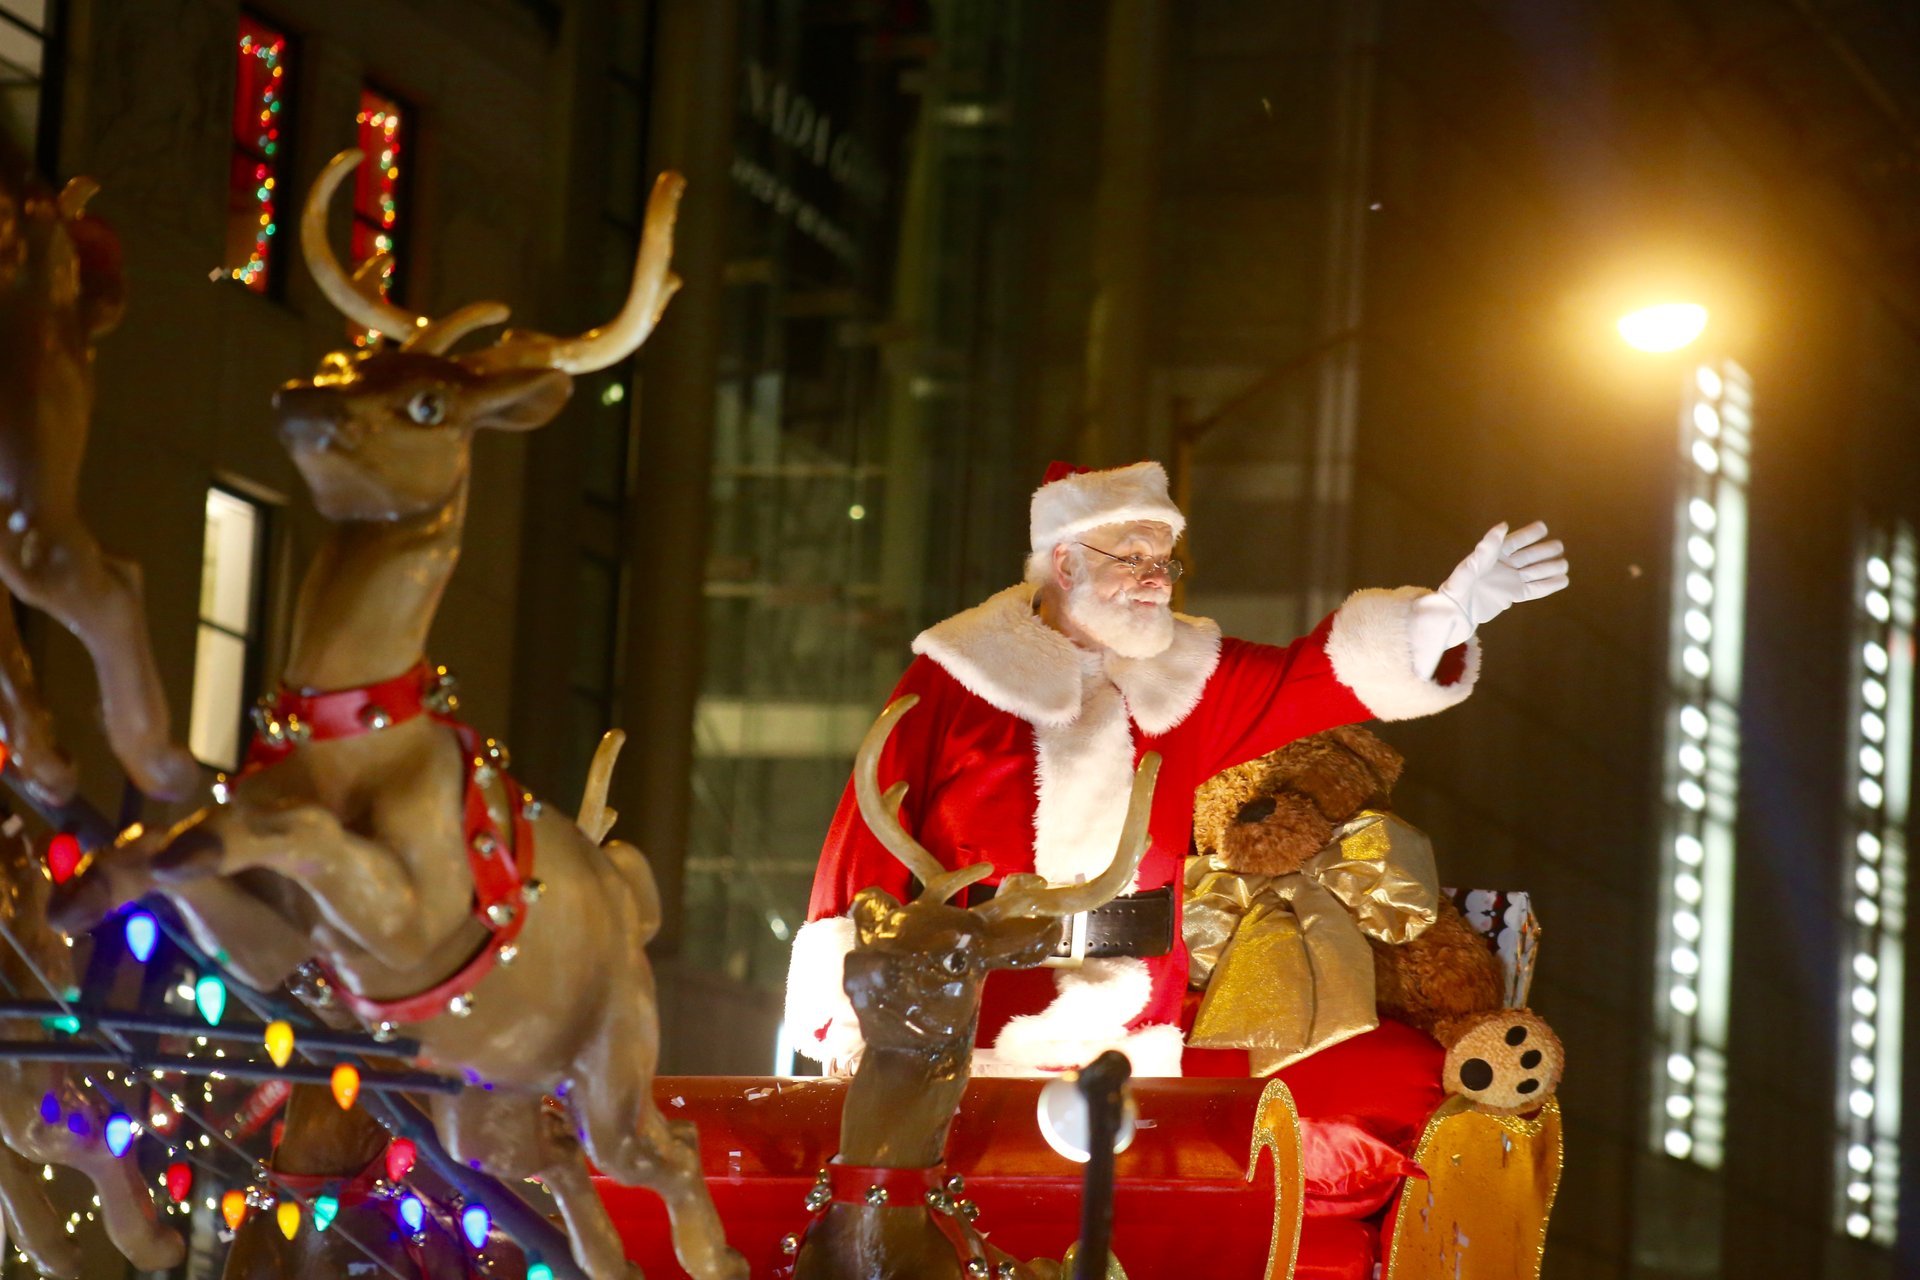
[226,18,288,294]
[0,830,573,1280]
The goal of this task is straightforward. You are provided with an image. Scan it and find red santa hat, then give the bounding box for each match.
[1029,461,1185,556]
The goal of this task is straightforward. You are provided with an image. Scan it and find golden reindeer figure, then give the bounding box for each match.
[57,150,744,1280]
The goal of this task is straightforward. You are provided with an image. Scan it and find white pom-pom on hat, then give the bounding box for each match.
[1030,461,1185,556]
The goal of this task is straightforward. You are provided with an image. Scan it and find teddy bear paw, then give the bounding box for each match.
[1442,1010,1563,1115]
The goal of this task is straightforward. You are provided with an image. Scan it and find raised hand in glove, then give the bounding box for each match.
[1408,521,1569,678]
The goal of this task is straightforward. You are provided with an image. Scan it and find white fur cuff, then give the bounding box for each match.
[784,917,864,1067]
[1326,586,1482,722]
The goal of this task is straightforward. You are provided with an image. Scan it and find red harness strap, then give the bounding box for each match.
[244,661,537,1027]
[269,1150,388,1208]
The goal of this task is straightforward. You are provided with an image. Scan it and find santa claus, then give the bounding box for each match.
[787,461,1567,1076]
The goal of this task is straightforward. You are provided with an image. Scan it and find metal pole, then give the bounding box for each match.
[1072,1049,1131,1279]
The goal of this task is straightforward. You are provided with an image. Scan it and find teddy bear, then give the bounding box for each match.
[1190,725,1563,1115]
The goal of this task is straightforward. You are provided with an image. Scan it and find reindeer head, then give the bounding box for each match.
[276,150,682,521]
[0,130,126,444]
[843,697,1160,1057]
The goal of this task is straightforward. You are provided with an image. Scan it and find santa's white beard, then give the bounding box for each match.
[1064,577,1174,658]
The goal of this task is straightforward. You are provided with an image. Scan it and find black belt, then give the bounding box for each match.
[966,883,1174,961]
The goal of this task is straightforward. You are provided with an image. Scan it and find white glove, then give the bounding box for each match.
[1408,521,1569,678]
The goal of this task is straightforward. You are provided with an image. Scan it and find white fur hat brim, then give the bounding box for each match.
[1030,461,1186,554]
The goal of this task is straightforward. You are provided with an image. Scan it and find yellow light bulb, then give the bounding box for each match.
[264,1021,293,1069]
[330,1063,360,1111]
[275,1200,300,1240]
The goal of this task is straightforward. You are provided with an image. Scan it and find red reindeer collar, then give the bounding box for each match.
[270,1150,388,1208]
[244,661,538,1028]
[825,1162,949,1206]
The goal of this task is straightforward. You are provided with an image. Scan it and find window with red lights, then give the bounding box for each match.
[349,86,406,331]
[223,14,289,293]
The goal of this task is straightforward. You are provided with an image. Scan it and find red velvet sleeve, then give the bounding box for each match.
[804,657,949,922]
[1191,618,1374,779]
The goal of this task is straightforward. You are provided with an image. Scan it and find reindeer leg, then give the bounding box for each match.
[0,516,198,801]
[0,584,76,805]
[149,803,440,973]
[431,1087,638,1280]
[159,876,314,992]
[0,1134,82,1279]
[0,1066,184,1272]
[570,974,745,1280]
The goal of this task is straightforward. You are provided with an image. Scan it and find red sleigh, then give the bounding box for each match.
[602,891,1561,1280]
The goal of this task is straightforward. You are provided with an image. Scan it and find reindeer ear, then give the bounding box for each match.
[467,368,572,433]
[850,889,902,946]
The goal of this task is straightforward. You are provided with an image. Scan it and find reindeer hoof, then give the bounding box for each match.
[47,872,121,935]
[1443,1010,1563,1115]
[130,745,203,804]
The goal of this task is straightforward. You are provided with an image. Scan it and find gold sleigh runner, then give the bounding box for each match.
[1187,810,1439,1074]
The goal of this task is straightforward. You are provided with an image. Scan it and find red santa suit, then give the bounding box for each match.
[788,578,1479,1077]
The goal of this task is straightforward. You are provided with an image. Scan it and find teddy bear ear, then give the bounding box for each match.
[1324,725,1404,797]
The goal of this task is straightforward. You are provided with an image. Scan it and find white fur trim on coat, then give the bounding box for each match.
[1325,586,1482,722]
[1031,461,1186,553]
[1031,657,1139,887]
[912,584,1220,733]
[977,957,1176,1076]
[784,917,863,1068]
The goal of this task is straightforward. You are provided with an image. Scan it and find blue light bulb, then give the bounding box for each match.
[460,1203,489,1249]
[398,1194,424,1234]
[124,911,158,964]
[104,1113,133,1157]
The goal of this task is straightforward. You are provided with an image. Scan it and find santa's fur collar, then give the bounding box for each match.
[912,584,1222,735]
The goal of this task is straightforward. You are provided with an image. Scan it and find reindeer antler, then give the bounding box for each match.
[303,151,684,372]
[472,172,685,374]
[855,697,997,904]
[302,151,433,342]
[978,751,1160,922]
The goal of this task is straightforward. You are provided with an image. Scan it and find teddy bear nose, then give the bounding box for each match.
[1235,797,1277,824]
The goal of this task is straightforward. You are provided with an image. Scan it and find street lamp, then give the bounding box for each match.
[1618,302,1709,353]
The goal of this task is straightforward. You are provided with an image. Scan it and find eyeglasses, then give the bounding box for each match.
[1077,542,1184,583]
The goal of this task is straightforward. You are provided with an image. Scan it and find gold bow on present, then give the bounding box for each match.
[1185,810,1440,1075]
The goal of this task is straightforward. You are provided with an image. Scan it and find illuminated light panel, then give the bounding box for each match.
[224,17,289,293]
[1619,302,1710,353]
[1833,522,1912,1247]
[1651,358,1750,1170]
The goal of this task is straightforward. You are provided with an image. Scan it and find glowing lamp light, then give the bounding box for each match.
[1617,302,1708,353]
[385,1137,416,1183]
[164,1161,193,1203]
[276,1200,301,1240]
[399,1194,426,1235]
[38,1093,58,1125]
[264,1021,294,1069]
[312,1195,339,1232]
[330,1063,361,1111]
[124,912,158,964]
[527,1264,555,1280]
[45,832,82,884]
[195,975,228,1027]
[104,1113,134,1157]
[221,1189,248,1230]
[461,1203,491,1249]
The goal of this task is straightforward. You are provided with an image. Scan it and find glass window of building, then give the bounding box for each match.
[349,86,406,343]
[223,14,290,294]
[188,487,270,772]
[0,0,51,159]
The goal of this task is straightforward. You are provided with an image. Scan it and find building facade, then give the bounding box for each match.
[8,1,1920,1277]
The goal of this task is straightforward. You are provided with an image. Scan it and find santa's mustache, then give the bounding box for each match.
[1123,589,1172,606]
